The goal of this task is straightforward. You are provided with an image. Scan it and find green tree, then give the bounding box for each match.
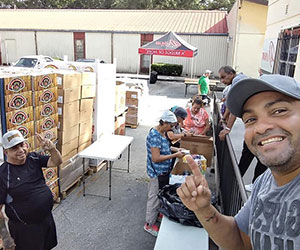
[0,0,236,11]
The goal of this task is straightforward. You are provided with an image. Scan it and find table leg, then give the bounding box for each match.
[82,158,86,197]
[127,144,131,173]
[109,161,112,200]
[185,84,188,97]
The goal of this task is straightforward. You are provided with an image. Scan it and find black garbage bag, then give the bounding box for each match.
[158,183,203,228]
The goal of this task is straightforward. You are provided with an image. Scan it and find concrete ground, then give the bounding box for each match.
[52,80,252,249]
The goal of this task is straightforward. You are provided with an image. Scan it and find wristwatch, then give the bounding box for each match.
[225,126,231,131]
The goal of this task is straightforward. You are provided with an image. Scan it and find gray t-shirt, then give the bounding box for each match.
[235,169,300,250]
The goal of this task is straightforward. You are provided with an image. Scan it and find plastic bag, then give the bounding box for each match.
[158,183,203,228]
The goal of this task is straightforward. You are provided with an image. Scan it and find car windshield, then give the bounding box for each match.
[15,58,38,67]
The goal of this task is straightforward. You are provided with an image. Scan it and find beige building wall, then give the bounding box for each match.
[0,31,35,64]
[86,33,111,63]
[113,33,140,73]
[233,0,268,76]
[264,0,300,81]
[37,32,74,60]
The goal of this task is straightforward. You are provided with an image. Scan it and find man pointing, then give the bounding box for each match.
[177,74,300,249]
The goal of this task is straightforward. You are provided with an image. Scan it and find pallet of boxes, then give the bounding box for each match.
[114,80,126,135]
[57,70,95,199]
[0,70,60,203]
[125,87,141,128]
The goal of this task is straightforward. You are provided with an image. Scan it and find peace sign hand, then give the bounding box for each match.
[36,133,55,151]
[176,155,211,212]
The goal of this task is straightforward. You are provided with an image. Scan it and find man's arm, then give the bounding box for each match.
[47,148,63,167]
[36,133,62,167]
[219,113,236,141]
[0,206,16,250]
[177,156,252,250]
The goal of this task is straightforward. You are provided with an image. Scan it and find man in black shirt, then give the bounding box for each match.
[0,130,62,250]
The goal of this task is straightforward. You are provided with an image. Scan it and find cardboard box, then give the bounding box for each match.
[171,160,192,175]
[58,100,80,118]
[126,89,141,100]
[8,121,35,138]
[35,102,58,120]
[24,136,35,151]
[79,98,94,112]
[56,71,82,89]
[81,72,96,86]
[78,140,92,152]
[81,85,96,99]
[125,98,139,107]
[43,167,58,182]
[78,132,92,146]
[6,107,34,129]
[58,124,79,144]
[115,81,126,115]
[127,106,139,116]
[4,75,31,95]
[60,156,89,192]
[125,114,138,125]
[33,73,57,91]
[114,113,126,135]
[34,87,58,106]
[35,114,59,133]
[180,136,213,168]
[57,87,81,103]
[58,112,79,130]
[79,109,93,123]
[5,91,32,112]
[79,119,93,135]
[38,127,58,143]
[57,136,79,157]
[61,148,78,163]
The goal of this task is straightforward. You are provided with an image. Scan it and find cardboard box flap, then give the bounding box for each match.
[180,136,213,167]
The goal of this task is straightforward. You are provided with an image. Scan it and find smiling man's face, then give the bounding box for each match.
[242,91,300,173]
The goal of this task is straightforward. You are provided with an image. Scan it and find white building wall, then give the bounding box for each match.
[37,31,74,60]
[0,31,35,64]
[113,33,140,73]
[227,1,239,66]
[264,0,300,81]
[153,34,227,77]
[86,33,111,63]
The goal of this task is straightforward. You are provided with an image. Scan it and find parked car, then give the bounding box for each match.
[13,55,67,69]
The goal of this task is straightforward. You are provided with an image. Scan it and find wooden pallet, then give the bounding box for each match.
[125,123,139,129]
[60,168,92,200]
[90,161,108,173]
[61,176,82,200]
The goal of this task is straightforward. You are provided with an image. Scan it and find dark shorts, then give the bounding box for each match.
[8,212,57,250]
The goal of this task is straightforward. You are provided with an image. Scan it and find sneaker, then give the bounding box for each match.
[157,213,163,223]
[144,223,159,237]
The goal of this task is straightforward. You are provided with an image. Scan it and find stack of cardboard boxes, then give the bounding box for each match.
[78,72,96,151]
[58,71,95,196]
[125,88,141,127]
[2,71,60,202]
[114,81,126,135]
[57,71,81,162]
[4,74,34,148]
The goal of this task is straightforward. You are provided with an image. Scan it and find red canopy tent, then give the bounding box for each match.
[138,31,198,76]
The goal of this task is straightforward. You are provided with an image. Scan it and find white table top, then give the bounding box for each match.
[78,134,134,161]
[154,216,208,250]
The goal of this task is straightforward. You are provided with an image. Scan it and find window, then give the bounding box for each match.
[273,27,300,77]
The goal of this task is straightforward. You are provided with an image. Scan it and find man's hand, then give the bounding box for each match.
[218,128,230,141]
[177,155,211,212]
[36,133,55,152]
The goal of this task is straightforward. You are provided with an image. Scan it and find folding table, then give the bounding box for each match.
[78,134,134,200]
